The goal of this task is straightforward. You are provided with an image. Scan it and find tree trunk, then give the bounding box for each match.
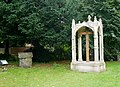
[4,39,9,54]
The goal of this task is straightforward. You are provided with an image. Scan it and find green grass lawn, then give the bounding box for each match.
[0,61,120,87]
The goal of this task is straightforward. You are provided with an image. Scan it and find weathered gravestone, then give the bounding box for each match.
[0,60,8,71]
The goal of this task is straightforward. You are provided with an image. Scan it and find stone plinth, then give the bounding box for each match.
[18,52,33,68]
[117,53,120,61]
[71,61,106,72]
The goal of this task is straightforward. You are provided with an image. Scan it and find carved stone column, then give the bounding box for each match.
[72,19,76,62]
[99,32,102,61]
[94,29,99,62]
[78,31,82,61]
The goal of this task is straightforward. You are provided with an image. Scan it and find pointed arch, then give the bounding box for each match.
[71,15,106,72]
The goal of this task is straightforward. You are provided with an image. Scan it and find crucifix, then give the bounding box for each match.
[78,29,93,62]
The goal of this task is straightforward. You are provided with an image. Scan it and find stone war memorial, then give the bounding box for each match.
[71,15,106,72]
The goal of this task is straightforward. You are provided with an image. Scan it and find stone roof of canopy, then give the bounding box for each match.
[72,15,103,35]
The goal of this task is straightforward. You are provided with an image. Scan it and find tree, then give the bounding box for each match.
[4,0,12,4]
[0,0,119,61]
[81,0,120,60]
[0,1,25,54]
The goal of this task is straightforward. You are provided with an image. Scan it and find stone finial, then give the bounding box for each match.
[88,15,91,21]
[99,18,103,27]
[72,19,75,25]
[72,19,75,29]
[94,16,97,22]
[99,18,102,23]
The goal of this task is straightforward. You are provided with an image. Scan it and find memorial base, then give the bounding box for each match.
[71,61,106,72]
[18,52,33,68]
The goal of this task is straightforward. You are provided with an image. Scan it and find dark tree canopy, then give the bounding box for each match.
[0,0,120,61]
[4,0,12,4]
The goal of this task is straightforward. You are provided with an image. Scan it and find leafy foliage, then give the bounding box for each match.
[0,0,119,61]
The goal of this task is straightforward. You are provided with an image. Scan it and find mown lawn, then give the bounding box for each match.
[0,61,120,87]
